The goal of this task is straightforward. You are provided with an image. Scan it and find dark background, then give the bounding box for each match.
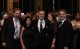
[43,0,78,14]
[0,0,79,14]
[0,0,7,16]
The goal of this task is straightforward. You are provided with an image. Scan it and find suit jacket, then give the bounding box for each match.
[56,19,73,49]
[32,19,55,49]
[2,17,21,48]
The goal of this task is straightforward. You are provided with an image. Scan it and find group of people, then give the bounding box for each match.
[0,8,80,49]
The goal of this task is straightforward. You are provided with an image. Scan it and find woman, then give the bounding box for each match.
[71,13,80,49]
[20,17,34,49]
[47,13,58,35]
[47,13,58,49]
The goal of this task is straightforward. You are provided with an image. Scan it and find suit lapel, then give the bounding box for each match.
[59,20,67,28]
[36,20,40,32]
[10,17,21,33]
[11,17,15,33]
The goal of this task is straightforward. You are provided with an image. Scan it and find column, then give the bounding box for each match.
[35,0,43,12]
[7,0,13,13]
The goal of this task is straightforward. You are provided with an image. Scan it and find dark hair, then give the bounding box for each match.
[48,12,56,20]
[58,9,67,14]
[23,16,32,28]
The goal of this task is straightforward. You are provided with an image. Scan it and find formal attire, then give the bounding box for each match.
[47,20,58,49]
[55,17,73,49]
[33,19,54,49]
[2,17,21,49]
[22,26,35,49]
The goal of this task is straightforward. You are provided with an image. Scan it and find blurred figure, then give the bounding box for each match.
[47,13,58,49]
[25,13,31,17]
[56,9,73,49]
[1,13,9,26]
[20,17,35,49]
[32,12,39,20]
[20,12,26,26]
[0,17,3,48]
[66,13,72,22]
[71,13,80,49]
[76,13,80,19]
[33,10,54,49]
[48,13,54,22]
[20,12,25,19]
[2,8,21,49]
[54,12,59,17]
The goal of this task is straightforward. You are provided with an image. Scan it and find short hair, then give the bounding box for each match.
[58,9,67,13]
[38,9,45,13]
[13,8,21,13]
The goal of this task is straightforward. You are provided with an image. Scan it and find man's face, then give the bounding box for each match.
[38,11,45,20]
[13,11,21,18]
[58,11,67,19]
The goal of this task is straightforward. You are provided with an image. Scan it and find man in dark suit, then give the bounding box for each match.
[56,9,73,49]
[2,8,21,49]
[33,10,54,49]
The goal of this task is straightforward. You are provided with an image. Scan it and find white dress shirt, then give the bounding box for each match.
[38,19,45,32]
[13,17,21,39]
[1,19,4,26]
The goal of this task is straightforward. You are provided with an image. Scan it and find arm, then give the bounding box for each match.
[1,19,7,47]
[51,38,56,49]
[64,47,68,49]
[20,26,26,49]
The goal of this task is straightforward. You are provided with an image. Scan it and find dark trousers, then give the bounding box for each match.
[12,38,21,49]
[6,38,21,49]
[34,40,48,49]
[72,33,78,49]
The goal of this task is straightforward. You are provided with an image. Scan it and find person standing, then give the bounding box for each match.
[47,13,58,49]
[33,10,55,49]
[20,17,35,49]
[2,8,21,49]
[56,9,73,49]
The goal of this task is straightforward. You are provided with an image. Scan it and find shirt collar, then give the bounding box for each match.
[38,19,45,23]
[13,17,15,21]
[13,17,19,21]
[61,18,66,23]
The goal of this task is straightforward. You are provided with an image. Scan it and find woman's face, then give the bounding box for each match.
[48,14,53,21]
[26,18,31,26]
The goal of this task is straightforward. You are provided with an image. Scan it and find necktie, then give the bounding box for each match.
[40,21,43,32]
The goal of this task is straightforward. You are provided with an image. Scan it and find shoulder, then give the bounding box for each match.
[4,17,13,21]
